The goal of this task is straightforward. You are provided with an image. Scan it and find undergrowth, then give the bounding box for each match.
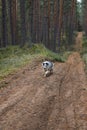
[81,35,87,73]
[0,44,70,80]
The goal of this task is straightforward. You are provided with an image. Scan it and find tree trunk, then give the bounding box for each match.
[19,0,26,47]
[42,0,49,47]
[8,0,17,45]
[1,0,8,47]
[58,0,64,47]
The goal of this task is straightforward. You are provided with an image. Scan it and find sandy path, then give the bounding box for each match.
[0,33,87,130]
[75,32,83,51]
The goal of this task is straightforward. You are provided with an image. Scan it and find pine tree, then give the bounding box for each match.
[19,0,26,47]
[8,0,17,45]
[1,0,8,47]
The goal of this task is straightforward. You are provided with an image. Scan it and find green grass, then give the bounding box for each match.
[81,36,87,73]
[0,44,69,80]
[0,46,35,80]
[31,45,65,61]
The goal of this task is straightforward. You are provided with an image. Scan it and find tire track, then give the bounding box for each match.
[0,53,87,130]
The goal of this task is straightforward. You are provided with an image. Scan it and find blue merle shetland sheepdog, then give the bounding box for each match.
[42,61,54,77]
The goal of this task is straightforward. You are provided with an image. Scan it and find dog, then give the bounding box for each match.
[42,61,53,77]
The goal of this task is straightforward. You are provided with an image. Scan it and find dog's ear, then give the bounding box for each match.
[42,58,45,62]
[45,58,48,61]
[42,63,45,66]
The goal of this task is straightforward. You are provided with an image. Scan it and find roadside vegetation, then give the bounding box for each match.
[81,34,87,73]
[0,44,71,80]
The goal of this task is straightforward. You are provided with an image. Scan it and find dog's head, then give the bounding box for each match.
[42,61,53,70]
[42,62,49,69]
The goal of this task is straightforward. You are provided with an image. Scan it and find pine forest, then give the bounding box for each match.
[0,0,84,51]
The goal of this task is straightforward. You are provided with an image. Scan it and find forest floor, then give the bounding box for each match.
[0,32,87,130]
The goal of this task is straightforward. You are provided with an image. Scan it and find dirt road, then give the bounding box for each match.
[75,32,83,51]
[0,33,87,130]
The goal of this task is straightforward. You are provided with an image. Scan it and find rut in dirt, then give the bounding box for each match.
[0,33,87,130]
